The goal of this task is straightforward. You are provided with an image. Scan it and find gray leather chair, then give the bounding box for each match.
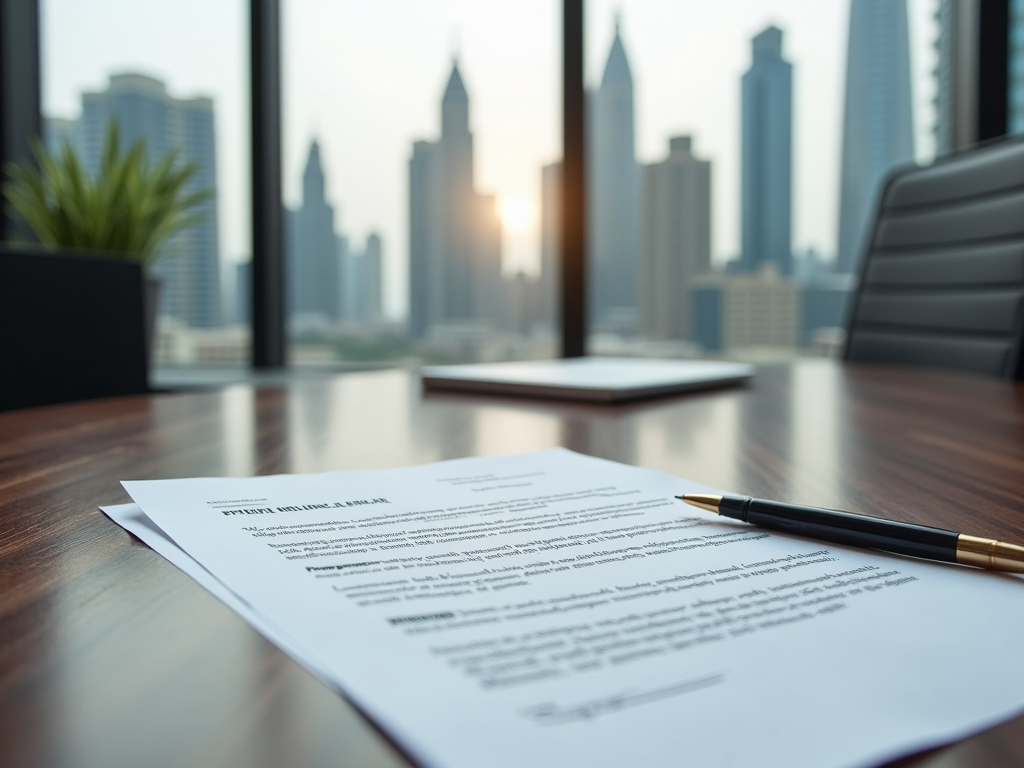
[844,137,1024,378]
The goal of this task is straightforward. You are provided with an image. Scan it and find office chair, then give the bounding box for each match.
[844,136,1024,378]
[0,247,149,411]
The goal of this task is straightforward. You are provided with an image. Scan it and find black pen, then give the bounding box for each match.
[676,493,1024,573]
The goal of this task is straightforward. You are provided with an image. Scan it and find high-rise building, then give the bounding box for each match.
[341,233,384,323]
[337,233,353,319]
[362,233,384,323]
[589,20,640,333]
[740,27,793,276]
[640,136,711,341]
[288,140,340,324]
[408,62,503,340]
[77,73,221,328]
[538,161,561,332]
[836,0,914,275]
[506,271,544,336]
[692,266,802,353]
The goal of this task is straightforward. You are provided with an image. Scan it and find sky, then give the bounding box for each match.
[42,0,937,320]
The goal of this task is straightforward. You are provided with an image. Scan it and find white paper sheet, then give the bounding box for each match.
[100,502,339,690]
[111,448,1024,768]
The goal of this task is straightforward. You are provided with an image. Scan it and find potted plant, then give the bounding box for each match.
[3,122,212,361]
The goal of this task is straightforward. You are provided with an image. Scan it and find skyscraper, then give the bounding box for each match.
[78,73,221,328]
[288,140,340,323]
[740,27,793,276]
[362,233,384,323]
[640,136,711,341]
[837,0,914,275]
[589,20,640,333]
[408,62,502,340]
[539,161,562,332]
[340,233,384,323]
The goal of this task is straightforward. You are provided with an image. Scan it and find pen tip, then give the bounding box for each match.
[676,493,724,514]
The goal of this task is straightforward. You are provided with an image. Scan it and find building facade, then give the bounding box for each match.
[78,73,221,328]
[341,233,384,323]
[539,161,561,332]
[836,0,914,275]
[589,21,640,333]
[693,265,801,353]
[361,233,384,323]
[288,140,340,324]
[408,62,503,340]
[640,136,711,341]
[740,27,793,276]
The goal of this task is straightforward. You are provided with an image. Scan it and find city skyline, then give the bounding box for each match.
[43,0,939,322]
[41,22,853,354]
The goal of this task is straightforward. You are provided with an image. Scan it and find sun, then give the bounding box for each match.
[498,195,535,233]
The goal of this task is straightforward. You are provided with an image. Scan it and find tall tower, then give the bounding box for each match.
[437,64,477,320]
[288,140,340,322]
[408,61,502,340]
[363,233,383,322]
[409,139,434,338]
[589,19,640,333]
[740,27,793,276]
[78,73,221,328]
[640,136,712,341]
[539,161,562,332]
[837,0,914,275]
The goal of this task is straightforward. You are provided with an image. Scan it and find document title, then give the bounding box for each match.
[218,498,390,516]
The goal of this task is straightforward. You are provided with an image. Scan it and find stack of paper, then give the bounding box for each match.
[105,449,1024,768]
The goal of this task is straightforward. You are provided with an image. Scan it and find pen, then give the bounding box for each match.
[676,493,1024,573]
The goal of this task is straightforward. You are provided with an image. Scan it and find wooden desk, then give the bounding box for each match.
[2,360,1023,768]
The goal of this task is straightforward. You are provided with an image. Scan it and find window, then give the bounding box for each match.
[282,1,560,367]
[41,0,252,372]
[584,0,937,361]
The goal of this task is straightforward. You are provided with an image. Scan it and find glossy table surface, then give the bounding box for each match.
[2,360,1024,768]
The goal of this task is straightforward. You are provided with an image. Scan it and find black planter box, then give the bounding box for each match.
[0,246,149,411]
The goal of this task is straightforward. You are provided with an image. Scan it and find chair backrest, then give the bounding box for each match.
[844,137,1024,378]
[0,247,149,411]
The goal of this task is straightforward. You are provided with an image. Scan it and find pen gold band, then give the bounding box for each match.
[679,494,722,514]
[956,534,1024,573]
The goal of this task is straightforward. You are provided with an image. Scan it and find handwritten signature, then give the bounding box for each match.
[522,673,725,725]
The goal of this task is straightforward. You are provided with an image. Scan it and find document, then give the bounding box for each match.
[113,448,1024,768]
[101,502,339,691]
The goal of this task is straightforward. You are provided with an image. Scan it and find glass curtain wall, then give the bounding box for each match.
[41,0,252,371]
[584,0,937,362]
[282,1,559,368]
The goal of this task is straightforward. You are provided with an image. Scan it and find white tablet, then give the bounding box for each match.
[420,357,755,403]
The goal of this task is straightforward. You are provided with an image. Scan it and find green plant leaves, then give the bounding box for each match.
[2,121,213,267]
